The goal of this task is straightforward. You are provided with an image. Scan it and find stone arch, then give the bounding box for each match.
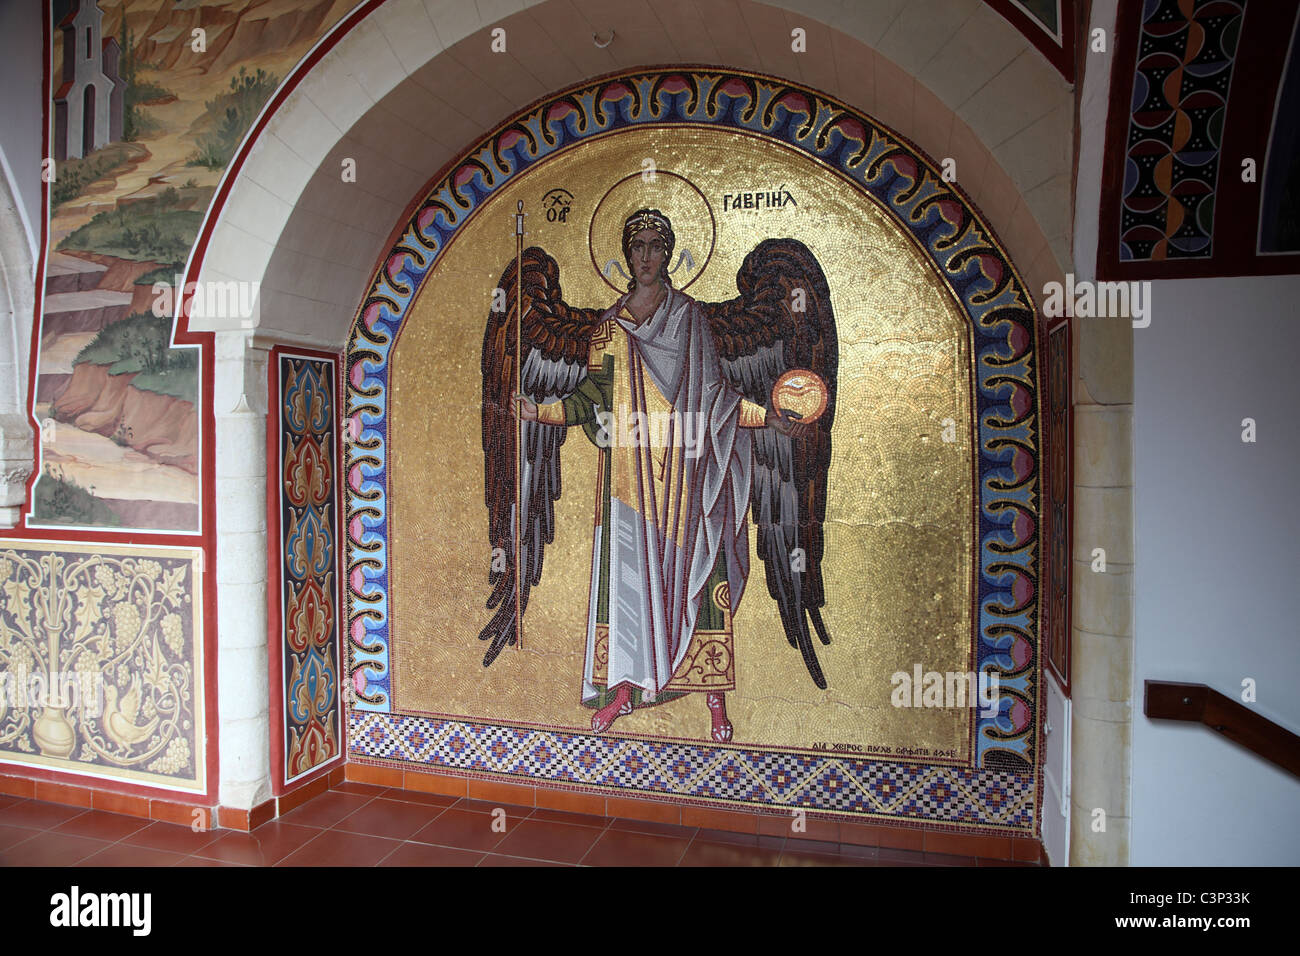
[197,0,1077,813]
[192,0,1073,350]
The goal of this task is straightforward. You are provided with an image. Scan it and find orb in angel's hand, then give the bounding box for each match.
[769,369,828,439]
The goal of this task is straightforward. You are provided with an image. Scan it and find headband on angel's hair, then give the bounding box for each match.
[622,208,674,247]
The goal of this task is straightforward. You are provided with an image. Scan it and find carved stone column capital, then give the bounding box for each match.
[0,411,34,529]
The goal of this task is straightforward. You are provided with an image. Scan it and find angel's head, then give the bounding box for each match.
[622,208,675,291]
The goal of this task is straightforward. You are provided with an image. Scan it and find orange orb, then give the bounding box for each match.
[771,369,828,424]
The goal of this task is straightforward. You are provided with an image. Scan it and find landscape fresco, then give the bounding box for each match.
[34,0,352,532]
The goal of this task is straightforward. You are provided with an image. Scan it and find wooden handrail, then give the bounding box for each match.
[1144,680,1300,779]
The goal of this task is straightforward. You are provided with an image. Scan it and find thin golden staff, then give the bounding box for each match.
[514,199,525,650]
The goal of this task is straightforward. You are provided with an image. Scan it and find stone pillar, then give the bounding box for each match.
[0,170,35,530]
[1069,316,1135,865]
[1062,0,1136,867]
[213,330,272,810]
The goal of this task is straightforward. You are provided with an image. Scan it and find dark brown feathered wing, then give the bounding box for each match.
[704,238,839,688]
[480,246,603,665]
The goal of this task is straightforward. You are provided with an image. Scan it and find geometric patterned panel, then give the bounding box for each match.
[276,354,341,786]
[0,540,205,792]
[350,712,1036,832]
[1120,0,1246,261]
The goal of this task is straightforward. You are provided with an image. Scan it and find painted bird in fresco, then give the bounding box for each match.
[479,208,838,742]
[103,675,159,750]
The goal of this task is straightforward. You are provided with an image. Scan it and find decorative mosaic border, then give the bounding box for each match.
[350,711,1035,831]
[342,69,1041,826]
[276,354,342,786]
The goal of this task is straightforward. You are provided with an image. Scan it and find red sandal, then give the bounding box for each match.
[591,684,633,733]
[707,692,733,742]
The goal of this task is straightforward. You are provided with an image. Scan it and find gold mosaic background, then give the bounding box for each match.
[388,127,975,759]
[0,539,204,791]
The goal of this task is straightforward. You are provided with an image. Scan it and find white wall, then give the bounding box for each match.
[1131,275,1300,866]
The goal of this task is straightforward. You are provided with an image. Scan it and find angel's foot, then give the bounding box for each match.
[707,692,733,743]
[592,684,633,733]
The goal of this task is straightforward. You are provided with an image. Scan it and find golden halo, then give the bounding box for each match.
[589,171,716,293]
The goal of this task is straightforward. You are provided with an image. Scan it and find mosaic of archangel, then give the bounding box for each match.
[481,193,838,743]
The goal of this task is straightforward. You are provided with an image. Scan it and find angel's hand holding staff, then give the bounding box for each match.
[513,393,539,422]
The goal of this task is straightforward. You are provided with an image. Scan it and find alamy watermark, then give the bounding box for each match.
[1041,274,1152,328]
[0,668,104,718]
[151,276,259,323]
[890,664,1001,719]
[593,404,707,459]
[50,886,151,936]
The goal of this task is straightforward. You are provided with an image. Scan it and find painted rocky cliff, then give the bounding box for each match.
[51,362,197,474]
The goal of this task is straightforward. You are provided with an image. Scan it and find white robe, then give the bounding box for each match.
[580,287,753,703]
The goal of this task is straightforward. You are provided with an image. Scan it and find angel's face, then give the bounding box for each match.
[627,228,668,288]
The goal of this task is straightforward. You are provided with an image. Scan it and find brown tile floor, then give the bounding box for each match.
[0,783,1032,866]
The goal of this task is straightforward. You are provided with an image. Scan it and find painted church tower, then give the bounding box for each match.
[52,0,125,161]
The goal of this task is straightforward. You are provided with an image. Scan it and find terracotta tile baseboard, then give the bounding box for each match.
[345,761,1043,863]
[2,759,345,833]
[0,772,289,833]
[218,799,277,832]
[275,774,332,817]
[0,763,1046,863]
[0,772,218,829]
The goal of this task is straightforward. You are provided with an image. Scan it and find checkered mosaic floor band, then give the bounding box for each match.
[349,712,1035,831]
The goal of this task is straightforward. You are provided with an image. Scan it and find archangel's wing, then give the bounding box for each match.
[704,238,838,688]
[480,246,603,666]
